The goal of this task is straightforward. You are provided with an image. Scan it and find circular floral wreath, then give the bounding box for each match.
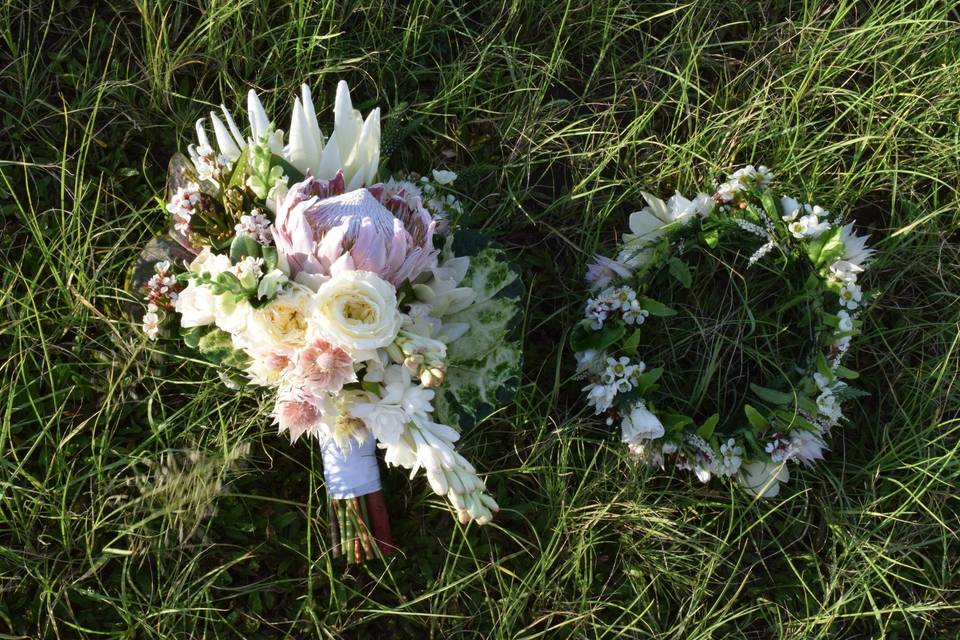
[572,165,875,497]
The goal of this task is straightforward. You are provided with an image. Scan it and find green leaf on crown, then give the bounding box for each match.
[805,225,844,268]
[668,257,693,288]
[638,297,677,317]
[744,404,769,430]
[570,321,625,353]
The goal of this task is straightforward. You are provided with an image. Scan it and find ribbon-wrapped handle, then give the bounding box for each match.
[320,436,382,499]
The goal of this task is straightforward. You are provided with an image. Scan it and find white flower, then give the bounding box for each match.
[213,295,253,336]
[840,222,875,267]
[622,301,649,325]
[350,375,413,446]
[574,349,605,375]
[839,283,862,310]
[836,310,854,332]
[175,282,218,327]
[257,268,288,299]
[717,438,743,475]
[585,255,633,291]
[621,402,665,443]
[583,381,617,414]
[786,216,809,238]
[625,190,697,246]
[308,269,402,354]
[232,256,264,289]
[780,196,802,221]
[240,283,312,353]
[431,169,458,185]
[789,430,827,467]
[739,460,789,498]
[816,391,843,423]
[286,81,380,190]
[829,260,863,284]
[787,214,829,239]
[188,247,232,277]
[142,312,160,339]
[235,210,273,245]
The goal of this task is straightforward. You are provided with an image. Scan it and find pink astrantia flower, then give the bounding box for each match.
[273,170,439,287]
[274,394,324,443]
[293,338,356,395]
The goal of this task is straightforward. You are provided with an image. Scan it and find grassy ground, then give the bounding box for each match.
[1,0,959,637]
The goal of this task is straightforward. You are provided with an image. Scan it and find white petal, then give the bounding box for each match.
[627,210,666,241]
[209,112,241,161]
[287,98,320,174]
[640,191,671,222]
[194,119,211,150]
[220,104,246,149]
[317,132,342,180]
[247,89,270,140]
[357,107,380,185]
[300,84,324,150]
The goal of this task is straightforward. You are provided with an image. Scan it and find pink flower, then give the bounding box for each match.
[585,255,633,291]
[273,171,439,287]
[293,338,356,395]
[274,394,324,443]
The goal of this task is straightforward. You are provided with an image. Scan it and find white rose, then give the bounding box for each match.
[739,460,790,498]
[213,294,253,336]
[308,270,402,352]
[621,402,665,443]
[240,284,311,352]
[175,282,217,327]
[188,247,232,276]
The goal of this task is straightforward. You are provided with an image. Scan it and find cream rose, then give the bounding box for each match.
[308,270,402,352]
[175,282,217,327]
[240,284,312,353]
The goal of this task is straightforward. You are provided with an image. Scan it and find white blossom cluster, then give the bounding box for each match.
[235,210,273,245]
[582,356,647,414]
[419,170,464,222]
[142,260,180,340]
[166,183,202,235]
[583,285,649,330]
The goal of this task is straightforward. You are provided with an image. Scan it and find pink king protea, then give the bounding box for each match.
[273,171,439,287]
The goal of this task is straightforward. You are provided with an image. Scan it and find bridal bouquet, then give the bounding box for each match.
[134,81,522,562]
[573,166,874,497]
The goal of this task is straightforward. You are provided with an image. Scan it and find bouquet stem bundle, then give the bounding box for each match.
[329,491,393,563]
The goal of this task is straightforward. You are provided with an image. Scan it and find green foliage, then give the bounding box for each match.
[437,238,523,430]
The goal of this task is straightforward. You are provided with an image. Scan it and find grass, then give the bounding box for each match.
[1,0,959,637]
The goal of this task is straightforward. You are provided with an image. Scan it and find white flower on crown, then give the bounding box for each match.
[739,459,789,497]
[624,190,710,247]
[840,223,875,267]
[621,401,665,443]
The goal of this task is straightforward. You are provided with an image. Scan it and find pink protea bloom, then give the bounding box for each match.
[294,338,356,395]
[273,171,439,287]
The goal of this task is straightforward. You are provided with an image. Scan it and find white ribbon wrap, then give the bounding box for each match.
[320,436,382,499]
